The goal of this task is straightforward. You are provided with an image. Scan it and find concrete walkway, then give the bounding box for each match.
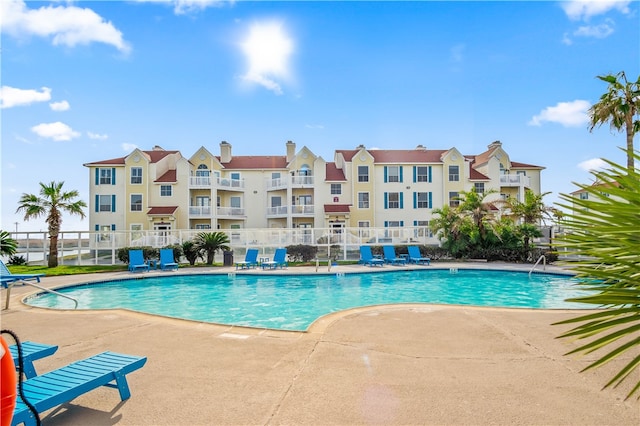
[2,263,638,425]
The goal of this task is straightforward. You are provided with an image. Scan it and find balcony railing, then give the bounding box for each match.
[266,175,314,190]
[217,207,245,217]
[189,206,212,217]
[266,205,314,217]
[189,176,244,190]
[500,174,530,187]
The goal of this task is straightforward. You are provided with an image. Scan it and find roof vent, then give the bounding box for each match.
[416,144,426,150]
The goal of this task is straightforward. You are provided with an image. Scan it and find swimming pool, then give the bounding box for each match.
[25,269,589,331]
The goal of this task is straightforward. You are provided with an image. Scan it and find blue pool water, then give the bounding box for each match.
[25,269,589,331]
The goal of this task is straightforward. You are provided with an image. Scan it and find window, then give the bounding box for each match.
[196,164,209,177]
[130,194,142,212]
[386,166,401,182]
[358,192,369,209]
[130,224,143,241]
[97,195,114,212]
[131,167,142,184]
[195,224,211,230]
[387,192,400,209]
[516,170,526,176]
[414,220,433,238]
[386,221,401,227]
[449,191,459,208]
[96,168,115,185]
[230,196,241,208]
[579,192,588,200]
[474,183,485,194]
[230,172,240,180]
[358,221,370,238]
[415,166,431,183]
[271,196,282,207]
[358,166,369,182]
[160,185,172,197]
[331,184,342,195]
[415,192,431,208]
[448,165,459,182]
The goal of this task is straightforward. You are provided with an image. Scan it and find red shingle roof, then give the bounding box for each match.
[324,204,351,213]
[155,169,176,183]
[217,156,288,169]
[147,206,178,215]
[84,150,179,166]
[325,163,346,181]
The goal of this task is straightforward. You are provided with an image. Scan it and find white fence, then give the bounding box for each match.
[5,226,440,266]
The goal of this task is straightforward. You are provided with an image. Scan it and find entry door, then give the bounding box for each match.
[153,223,172,246]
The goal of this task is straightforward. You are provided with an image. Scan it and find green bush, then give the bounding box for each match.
[285,244,318,262]
[7,255,27,265]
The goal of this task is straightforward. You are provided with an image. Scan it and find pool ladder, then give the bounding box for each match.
[529,255,546,277]
[4,279,78,310]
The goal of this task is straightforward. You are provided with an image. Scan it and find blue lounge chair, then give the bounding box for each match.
[128,249,150,272]
[159,248,179,271]
[9,341,59,379]
[261,248,288,270]
[235,248,259,270]
[382,246,407,266]
[407,246,431,265]
[359,246,384,267]
[0,259,44,288]
[11,351,147,426]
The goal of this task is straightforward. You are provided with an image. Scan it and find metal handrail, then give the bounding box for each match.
[529,255,546,276]
[4,279,78,310]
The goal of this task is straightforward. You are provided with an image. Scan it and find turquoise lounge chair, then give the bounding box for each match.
[408,246,431,265]
[11,351,147,426]
[382,245,407,266]
[9,341,59,379]
[128,249,150,272]
[261,248,288,270]
[0,259,44,288]
[159,248,179,271]
[235,248,259,270]
[359,246,384,267]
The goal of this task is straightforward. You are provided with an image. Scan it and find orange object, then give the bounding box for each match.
[0,336,17,426]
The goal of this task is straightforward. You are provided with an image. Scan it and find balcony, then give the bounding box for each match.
[266,205,314,218]
[217,207,245,218]
[266,175,314,191]
[500,174,530,187]
[189,205,212,217]
[189,176,244,190]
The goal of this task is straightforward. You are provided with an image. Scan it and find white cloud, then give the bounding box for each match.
[450,43,465,63]
[122,143,138,152]
[31,122,81,141]
[574,19,615,38]
[50,100,70,111]
[561,0,632,21]
[1,0,131,53]
[578,158,607,171]
[0,86,51,108]
[87,132,108,140]
[528,100,591,127]
[135,0,229,15]
[239,21,294,95]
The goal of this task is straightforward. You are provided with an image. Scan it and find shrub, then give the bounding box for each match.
[7,255,27,266]
[285,244,318,262]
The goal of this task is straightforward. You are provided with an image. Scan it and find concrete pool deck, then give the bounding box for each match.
[2,262,638,425]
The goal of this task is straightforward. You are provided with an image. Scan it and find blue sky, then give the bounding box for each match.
[1,0,638,232]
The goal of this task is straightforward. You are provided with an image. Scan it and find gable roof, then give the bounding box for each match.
[147,206,178,215]
[324,204,351,213]
[155,170,176,183]
[83,150,179,166]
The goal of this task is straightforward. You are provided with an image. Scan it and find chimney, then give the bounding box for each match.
[152,145,164,151]
[488,140,502,149]
[220,141,232,163]
[286,140,296,162]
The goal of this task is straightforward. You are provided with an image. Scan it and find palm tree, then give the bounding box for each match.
[193,231,230,265]
[504,189,551,252]
[588,71,640,171]
[555,152,640,399]
[0,230,18,256]
[456,188,498,240]
[16,181,87,267]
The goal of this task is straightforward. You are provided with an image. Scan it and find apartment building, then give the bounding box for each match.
[83,140,544,236]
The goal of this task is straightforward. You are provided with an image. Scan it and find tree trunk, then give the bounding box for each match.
[626,117,635,171]
[48,235,58,268]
